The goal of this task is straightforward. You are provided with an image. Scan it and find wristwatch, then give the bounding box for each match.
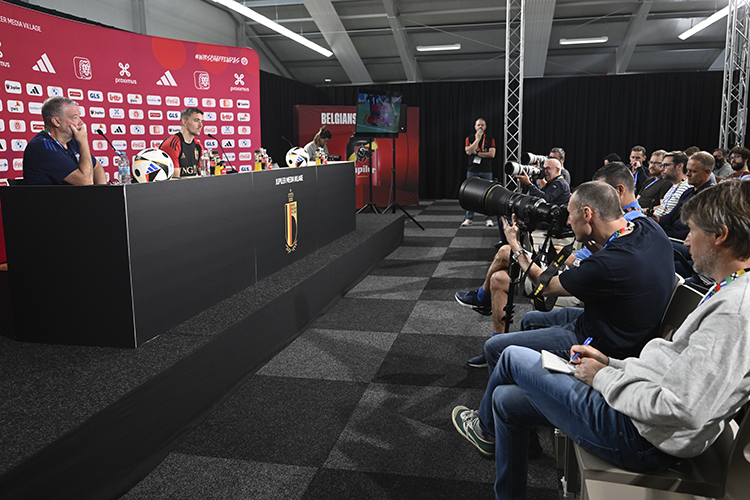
[512,248,528,261]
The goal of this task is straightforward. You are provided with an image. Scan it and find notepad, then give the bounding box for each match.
[541,350,576,374]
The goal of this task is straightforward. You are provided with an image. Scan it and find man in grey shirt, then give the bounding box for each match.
[451,180,750,500]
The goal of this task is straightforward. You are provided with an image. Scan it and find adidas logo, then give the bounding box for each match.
[156,70,177,86]
[32,53,56,73]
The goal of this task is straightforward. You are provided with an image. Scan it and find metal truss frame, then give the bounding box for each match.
[504,0,524,190]
[720,0,750,149]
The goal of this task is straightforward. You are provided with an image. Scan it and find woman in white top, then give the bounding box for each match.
[303,125,332,162]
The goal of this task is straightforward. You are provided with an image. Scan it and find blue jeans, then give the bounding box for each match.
[489,346,678,500]
[465,171,494,220]
[479,307,583,431]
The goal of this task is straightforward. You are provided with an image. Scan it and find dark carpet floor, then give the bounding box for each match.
[121,200,562,500]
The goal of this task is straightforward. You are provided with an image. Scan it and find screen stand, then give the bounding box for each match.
[383,137,423,230]
[357,140,380,214]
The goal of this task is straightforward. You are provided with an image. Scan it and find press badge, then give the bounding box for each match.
[473,156,481,164]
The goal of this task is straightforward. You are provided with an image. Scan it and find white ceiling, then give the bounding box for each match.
[228,0,729,86]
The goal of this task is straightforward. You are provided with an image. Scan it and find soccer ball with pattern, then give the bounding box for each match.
[285,147,309,168]
[132,148,174,182]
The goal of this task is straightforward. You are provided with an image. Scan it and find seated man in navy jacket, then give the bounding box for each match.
[23,96,106,185]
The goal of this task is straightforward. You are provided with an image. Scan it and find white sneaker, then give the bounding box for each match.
[485,219,494,227]
[461,219,473,227]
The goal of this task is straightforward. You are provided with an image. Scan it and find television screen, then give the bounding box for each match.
[354,88,403,138]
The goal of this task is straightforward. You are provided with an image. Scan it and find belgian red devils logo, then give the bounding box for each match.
[285,189,298,253]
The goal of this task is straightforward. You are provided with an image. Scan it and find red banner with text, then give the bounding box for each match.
[0,1,261,180]
[294,105,419,208]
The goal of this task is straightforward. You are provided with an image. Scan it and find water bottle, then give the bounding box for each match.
[200,149,211,176]
[118,152,131,184]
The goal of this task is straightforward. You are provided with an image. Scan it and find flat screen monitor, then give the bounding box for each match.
[354,88,403,138]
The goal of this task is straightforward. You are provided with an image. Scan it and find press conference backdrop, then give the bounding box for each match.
[0,1,262,180]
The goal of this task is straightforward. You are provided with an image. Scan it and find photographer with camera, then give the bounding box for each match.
[462,118,496,227]
[456,163,657,368]
[513,158,570,207]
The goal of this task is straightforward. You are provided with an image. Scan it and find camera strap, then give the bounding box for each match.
[531,242,575,311]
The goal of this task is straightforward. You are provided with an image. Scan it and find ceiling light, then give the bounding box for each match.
[416,44,462,52]
[559,36,609,46]
[678,6,729,40]
[210,0,333,58]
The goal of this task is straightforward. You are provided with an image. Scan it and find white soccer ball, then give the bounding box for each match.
[132,148,174,183]
[285,147,309,168]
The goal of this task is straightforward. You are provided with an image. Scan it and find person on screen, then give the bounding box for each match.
[23,96,106,185]
[159,107,204,178]
[304,125,332,163]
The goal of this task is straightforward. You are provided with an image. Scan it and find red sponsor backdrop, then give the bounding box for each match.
[0,1,262,180]
[295,105,419,208]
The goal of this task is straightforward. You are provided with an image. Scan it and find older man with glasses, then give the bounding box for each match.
[512,157,571,207]
[637,149,672,212]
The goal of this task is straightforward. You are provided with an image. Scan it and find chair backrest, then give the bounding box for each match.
[658,281,704,340]
[720,401,750,499]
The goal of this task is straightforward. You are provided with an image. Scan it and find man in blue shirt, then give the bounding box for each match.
[23,96,106,185]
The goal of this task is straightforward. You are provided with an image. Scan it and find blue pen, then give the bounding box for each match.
[570,337,593,362]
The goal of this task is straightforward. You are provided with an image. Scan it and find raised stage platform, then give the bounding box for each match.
[0,212,404,500]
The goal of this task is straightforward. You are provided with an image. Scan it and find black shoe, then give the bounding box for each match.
[528,427,544,459]
[455,290,492,316]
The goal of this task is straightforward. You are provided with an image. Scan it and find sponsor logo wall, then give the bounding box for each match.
[295,105,420,208]
[0,2,261,179]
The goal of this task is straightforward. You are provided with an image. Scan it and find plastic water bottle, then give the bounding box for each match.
[200,149,211,176]
[118,152,131,184]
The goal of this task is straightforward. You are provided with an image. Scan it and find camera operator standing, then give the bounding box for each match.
[462,118,496,227]
[514,158,571,207]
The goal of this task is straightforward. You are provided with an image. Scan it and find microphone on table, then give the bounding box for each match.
[207,133,236,172]
[96,129,120,154]
[281,136,295,149]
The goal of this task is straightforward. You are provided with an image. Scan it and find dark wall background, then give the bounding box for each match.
[261,71,725,201]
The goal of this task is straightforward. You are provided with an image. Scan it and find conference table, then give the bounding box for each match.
[0,162,355,347]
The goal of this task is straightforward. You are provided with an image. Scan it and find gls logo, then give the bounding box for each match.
[204,139,218,149]
[89,107,106,118]
[166,110,180,120]
[88,90,103,102]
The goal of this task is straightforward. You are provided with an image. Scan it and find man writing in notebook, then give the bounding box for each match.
[451,180,750,500]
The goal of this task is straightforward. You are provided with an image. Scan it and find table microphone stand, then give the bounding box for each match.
[357,140,380,214]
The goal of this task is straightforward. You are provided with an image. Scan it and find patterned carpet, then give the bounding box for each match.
[123,200,562,500]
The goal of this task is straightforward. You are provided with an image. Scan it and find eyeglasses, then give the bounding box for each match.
[649,161,662,166]
[661,162,674,168]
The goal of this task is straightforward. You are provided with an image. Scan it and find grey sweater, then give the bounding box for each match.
[594,273,750,458]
